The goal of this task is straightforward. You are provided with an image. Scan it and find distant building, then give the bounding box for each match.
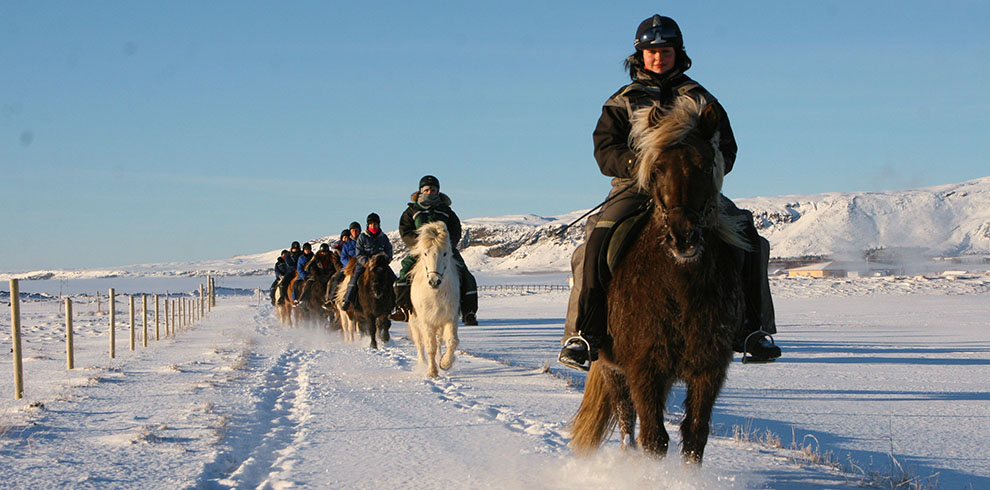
[787,261,897,278]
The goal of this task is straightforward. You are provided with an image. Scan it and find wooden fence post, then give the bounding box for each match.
[154,294,160,341]
[129,295,135,351]
[200,284,205,318]
[142,294,148,348]
[10,279,24,399]
[96,290,101,313]
[178,297,183,330]
[109,288,116,359]
[169,299,175,336]
[66,298,74,370]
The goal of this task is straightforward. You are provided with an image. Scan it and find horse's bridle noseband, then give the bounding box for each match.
[424,251,448,281]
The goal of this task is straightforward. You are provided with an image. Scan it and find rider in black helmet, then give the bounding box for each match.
[392,175,479,325]
[557,14,780,371]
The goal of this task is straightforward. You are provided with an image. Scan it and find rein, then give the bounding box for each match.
[555,181,638,236]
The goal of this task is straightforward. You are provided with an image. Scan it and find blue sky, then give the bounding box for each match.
[2,1,988,271]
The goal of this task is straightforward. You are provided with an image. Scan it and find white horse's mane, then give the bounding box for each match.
[411,221,451,256]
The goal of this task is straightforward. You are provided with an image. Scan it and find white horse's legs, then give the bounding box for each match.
[439,321,458,370]
[408,316,426,364]
[340,314,355,342]
[424,324,440,378]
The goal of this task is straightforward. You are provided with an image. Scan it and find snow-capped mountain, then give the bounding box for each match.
[438,176,990,270]
[3,177,988,280]
[736,176,990,259]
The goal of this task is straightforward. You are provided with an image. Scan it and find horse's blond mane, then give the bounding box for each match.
[630,95,722,192]
[629,95,749,251]
[412,221,450,255]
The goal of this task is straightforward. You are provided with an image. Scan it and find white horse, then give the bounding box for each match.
[408,221,461,377]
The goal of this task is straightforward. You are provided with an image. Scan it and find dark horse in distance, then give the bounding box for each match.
[570,95,751,463]
[333,253,396,349]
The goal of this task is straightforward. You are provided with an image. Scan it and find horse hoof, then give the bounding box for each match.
[439,355,455,370]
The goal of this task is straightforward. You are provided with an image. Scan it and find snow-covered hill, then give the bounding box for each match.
[737,176,990,259]
[443,176,990,269]
[3,177,989,280]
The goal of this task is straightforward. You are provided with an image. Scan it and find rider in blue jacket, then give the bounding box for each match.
[340,221,361,267]
[296,242,314,281]
[340,213,393,310]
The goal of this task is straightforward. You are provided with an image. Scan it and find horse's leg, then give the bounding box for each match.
[628,368,673,457]
[439,320,459,370]
[425,324,440,377]
[607,369,637,450]
[341,314,352,341]
[367,317,379,349]
[377,316,391,344]
[408,317,426,364]
[680,369,728,464]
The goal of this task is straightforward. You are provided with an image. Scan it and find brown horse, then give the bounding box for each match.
[294,253,342,328]
[569,95,751,463]
[333,253,396,349]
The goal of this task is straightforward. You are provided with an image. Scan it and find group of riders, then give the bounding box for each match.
[271,13,783,372]
[270,175,479,327]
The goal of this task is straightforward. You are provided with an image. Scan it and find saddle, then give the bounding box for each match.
[598,201,653,282]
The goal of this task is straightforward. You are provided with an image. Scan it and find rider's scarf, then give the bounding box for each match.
[417,191,441,208]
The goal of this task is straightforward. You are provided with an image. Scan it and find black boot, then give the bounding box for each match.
[733,234,780,363]
[736,330,781,363]
[558,288,609,371]
[461,291,478,326]
[390,283,411,322]
[340,283,357,311]
[559,227,611,371]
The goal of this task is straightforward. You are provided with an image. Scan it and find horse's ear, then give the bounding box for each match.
[698,102,721,141]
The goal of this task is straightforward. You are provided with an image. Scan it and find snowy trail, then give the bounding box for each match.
[12,291,987,488]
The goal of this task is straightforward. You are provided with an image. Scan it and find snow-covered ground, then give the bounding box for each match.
[2,273,989,489]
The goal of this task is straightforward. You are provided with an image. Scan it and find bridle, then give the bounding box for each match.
[423,249,449,281]
[652,158,720,235]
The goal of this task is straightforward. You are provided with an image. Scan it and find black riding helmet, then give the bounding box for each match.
[302,242,312,251]
[419,175,440,191]
[634,15,683,51]
[290,241,301,251]
[319,243,330,253]
[349,221,361,231]
[366,212,381,225]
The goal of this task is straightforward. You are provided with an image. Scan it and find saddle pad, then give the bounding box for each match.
[604,202,653,276]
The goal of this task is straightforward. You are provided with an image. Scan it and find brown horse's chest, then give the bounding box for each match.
[605,229,740,369]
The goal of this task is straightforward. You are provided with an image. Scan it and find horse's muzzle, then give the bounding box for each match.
[429,276,442,289]
[665,226,703,262]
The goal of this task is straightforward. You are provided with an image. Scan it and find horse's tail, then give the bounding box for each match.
[569,362,618,454]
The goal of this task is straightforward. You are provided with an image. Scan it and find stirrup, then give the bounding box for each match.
[389,308,409,322]
[741,330,778,364]
[557,336,592,371]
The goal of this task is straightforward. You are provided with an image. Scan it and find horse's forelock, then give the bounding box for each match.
[631,95,713,192]
[412,221,450,255]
